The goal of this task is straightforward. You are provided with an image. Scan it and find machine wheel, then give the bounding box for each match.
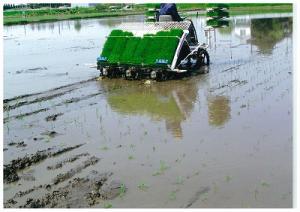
[107,69,118,78]
[198,49,210,66]
[150,70,157,80]
[157,71,168,81]
[125,69,134,80]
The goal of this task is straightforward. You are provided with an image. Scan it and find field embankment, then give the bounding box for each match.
[3,3,292,25]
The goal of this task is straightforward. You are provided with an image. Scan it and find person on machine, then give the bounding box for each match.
[159,3,183,22]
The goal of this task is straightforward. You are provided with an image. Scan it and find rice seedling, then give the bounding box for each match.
[104,203,112,208]
[153,160,169,176]
[96,108,99,118]
[99,29,183,66]
[175,176,184,185]
[213,182,218,194]
[6,124,10,134]
[159,160,168,172]
[261,181,270,187]
[225,175,232,182]
[169,191,177,200]
[254,189,259,200]
[128,155,134,160]
[101,146,109,151]
[119,183,126,198]
[138,182,149,191]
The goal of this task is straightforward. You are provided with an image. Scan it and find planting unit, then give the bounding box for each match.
[97,20,209,80]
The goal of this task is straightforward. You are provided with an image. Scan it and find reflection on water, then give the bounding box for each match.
[74,20,82,32]
[100,78,232,137]
[250,17,292,54]
[207,96,231,127]
[207,19,229,28]
[209,16,292,54]
[100,79,199,139]
[97,15,144,27]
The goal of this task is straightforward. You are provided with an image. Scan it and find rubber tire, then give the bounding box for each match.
[198,49,210,66]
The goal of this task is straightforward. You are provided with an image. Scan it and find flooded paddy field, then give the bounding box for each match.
[3,13,293,208]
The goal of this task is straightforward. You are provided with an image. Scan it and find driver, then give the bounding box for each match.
[159,3,183,22]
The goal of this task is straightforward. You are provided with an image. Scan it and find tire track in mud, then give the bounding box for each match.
[4,77,97,104]
[47,153,90,170]
[5,162,126,208]
[53,156,100,185]
[4,91,75,111]
[4,143,85,183]
[6,153,93,199]
[3,76,128,208]
[3,77,99,120]
[5,108,50,123]
[4,77,99,123]
[5,172,126,208]
[183,187,210,208]
[4,91,103,123]
[209,79,248,93]
[4,141,128,208]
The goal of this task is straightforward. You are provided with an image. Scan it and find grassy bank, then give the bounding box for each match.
[4,10,144,25]
[225,5,292,15]
[3,5,146,25]
[3,3,292,25]
[182,5,292,17]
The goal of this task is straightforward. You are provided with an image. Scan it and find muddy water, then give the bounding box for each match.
[3,13,293,208]
[3,15,144,99]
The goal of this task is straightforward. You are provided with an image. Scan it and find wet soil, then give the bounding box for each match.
[4,172,125,208]
[4,144,84,183]
[3,13,293,208]
[47,153,90,170]
[45,113,64,121]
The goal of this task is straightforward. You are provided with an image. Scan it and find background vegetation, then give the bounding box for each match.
[3,3,292,25]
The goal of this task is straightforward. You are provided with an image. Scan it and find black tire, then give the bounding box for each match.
[157,71,168,81]
[198,49,210,66]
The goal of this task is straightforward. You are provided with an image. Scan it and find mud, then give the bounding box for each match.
[3,77,97,104]
[20,172,36,181]
[4,172,122,208]
[4,144,84,183]
[6,108,50,122]
[4,90,72,112]
[45,113,64,121]
[4,81,101,123]
[47,153,90,170]
[63,92,102,104]
[53,156,100,184]
[40,130,60,138]
[3,77,98,114]
[184,187,210,208]
[8,141,27,148]
[13,186,44,198]
[15,67,48,74]
[209,79,248,92]
[99,180,127,200]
